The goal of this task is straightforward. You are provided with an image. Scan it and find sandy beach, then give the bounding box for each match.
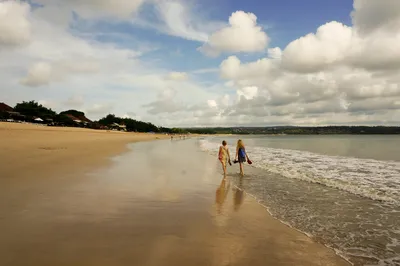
[0,123,349,266]
[0,122,167,180]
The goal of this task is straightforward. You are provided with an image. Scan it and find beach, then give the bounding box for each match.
[0,122,166,179]
[0,123,349,266]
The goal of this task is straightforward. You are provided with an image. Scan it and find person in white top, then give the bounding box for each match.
[218,140,231,176]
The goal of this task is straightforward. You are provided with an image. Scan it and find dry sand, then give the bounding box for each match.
[0,122,350,266]
[0,122,167,179]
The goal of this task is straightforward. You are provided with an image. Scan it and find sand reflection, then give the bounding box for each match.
[233,176,244,212]
[215,177,230,214]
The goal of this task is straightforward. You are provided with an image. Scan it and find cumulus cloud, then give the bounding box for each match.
[237,86,258,100]
[220,55,278,82]
[351,0,400,35]
[281,22,353,73]
[281,10,400,73]
[213,0,400,127]
[0,1,31,46]
[268,47,282,60]
[199,11,269,57]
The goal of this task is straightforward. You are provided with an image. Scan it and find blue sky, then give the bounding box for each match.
[84,0,354,68]
[1,0,400,126]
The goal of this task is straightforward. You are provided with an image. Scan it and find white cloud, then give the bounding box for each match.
[20,59,101,87]
[20,62,53,87]
[85,103,114,116]
[281,10,400,73]
[268,47,282,60]
[281,21,353,73]
[0,1,31,46]
[134,0,225,42]
[207,99,217,108]
[152,1,208,42]
[214,0,400,126]
[0,0,220,124]
[351,0,400,35]
[191,67,219,74]
[199,11,269,57]
[38,99,58,110]
[34,0,145,20]
[167,72,188,81]
[347,30,400,71]
[64,95,85,109]
[220,55,277,81]
[237,86,258,100]
[143,88,185,115]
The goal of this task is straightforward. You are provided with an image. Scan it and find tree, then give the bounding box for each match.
[97,114,162,133]
[14,101,56,119]
[98,114,122,126]
[60,110,91,123]
[54,114,76,126]
[60,110,85,118]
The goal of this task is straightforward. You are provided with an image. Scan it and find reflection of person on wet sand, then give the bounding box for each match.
[215,177,230,214]
[233,176,244,212]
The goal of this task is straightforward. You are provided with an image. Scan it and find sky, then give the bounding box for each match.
[1,0,400,127]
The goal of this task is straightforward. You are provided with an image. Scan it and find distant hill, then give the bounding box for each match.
[59,110,92,123]
[184,126,400,135]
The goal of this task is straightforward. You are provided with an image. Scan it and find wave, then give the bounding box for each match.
[199,139,400,206]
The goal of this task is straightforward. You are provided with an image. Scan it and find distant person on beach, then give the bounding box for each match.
[218,140,231,176]
[235,139,251,176]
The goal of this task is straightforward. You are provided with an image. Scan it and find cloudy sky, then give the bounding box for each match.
[1,0,400,127]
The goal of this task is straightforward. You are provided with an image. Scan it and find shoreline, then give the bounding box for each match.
[241,188,353,265]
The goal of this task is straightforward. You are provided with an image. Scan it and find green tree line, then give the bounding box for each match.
[2,101,178,133]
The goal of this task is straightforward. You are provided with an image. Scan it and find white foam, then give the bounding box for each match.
[200,139,400,206]
[231,182,354,265]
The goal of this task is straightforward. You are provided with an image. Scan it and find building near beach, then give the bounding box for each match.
[0,102,13,112]
[110,123,127,131]
[0,103,26,121]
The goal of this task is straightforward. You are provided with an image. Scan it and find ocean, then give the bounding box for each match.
[199,135,400,266]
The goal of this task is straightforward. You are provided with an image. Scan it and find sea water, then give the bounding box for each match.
[199,135,400,266]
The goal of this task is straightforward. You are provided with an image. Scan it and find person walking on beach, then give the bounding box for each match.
[218,140,231,176]
[235,139,251,176]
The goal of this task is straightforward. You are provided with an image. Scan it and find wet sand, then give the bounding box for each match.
[0,125,349,266]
